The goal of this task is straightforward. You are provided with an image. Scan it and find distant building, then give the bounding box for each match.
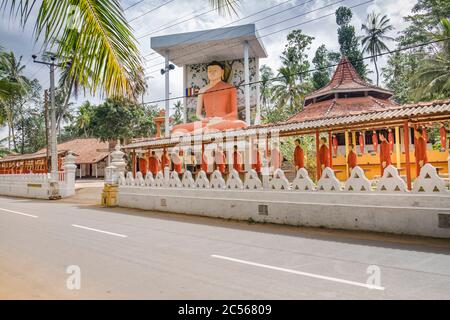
[0,138,111,179]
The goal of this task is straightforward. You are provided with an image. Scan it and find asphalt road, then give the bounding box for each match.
[1,195,450,299]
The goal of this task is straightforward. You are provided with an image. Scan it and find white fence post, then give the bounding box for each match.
[62,151,77,197]
[106,144,126,185]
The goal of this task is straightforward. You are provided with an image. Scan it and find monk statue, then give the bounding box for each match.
[171,61,247,135]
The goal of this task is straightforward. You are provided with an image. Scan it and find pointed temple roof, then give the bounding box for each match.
[289,57,397,122]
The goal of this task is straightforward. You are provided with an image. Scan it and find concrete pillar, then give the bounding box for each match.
[403,121,412,190]
[183,65,188,124]
[165,51,170,137]
[63,151,77,197]
[315,130,320,180]
[105,143,126,185]
[164,166,170,186]
[328,131,333,168]
[345,130,349,179]
[244,40,251,125]
[255,58,261,125]
[261,158,269,189]
[395,126,401,169]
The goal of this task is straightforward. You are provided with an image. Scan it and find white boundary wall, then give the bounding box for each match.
[0,152,77,200]
[116,165,450,239]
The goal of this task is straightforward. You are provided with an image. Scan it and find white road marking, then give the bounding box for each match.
[0,207,38,218]
[211,255,385,291]
[72,224,128,238]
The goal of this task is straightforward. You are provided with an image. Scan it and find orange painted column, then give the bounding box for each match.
[315,130,321,180]
[403,121,412,190]
[132,149,136,178]
[147,149,151,173]
[328,131,333,168]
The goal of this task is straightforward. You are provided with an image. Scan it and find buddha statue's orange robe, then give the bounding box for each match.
[172,81,247,134]
[379,140,391,176]
[414,137,428,176]
[294,146,304,169]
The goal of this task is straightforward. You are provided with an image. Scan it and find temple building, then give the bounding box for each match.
[262,56,447,181]
[0,138,111,179]
[289,57,397,121]
[123,55,449,187]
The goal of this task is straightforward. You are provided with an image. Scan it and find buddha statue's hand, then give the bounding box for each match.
[207,117,223,125]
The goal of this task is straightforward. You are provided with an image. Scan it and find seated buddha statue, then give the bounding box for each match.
[171,61,248,135]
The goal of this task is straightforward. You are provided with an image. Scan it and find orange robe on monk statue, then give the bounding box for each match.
[414,129,428,176]
[171,61,247,135]
[379,134,391,176]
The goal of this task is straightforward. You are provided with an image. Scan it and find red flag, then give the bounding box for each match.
[359,132,365,154]
[440,125,447,151]
[422,126,428,143]
[372,131,378,153]
[388,129,394,152]
[332,135,338,157]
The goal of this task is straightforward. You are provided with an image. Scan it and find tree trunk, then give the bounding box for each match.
[374,58,379,86]
[7,124,10,151]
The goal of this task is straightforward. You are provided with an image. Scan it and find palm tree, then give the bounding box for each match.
[1,0,239,100]
[0,51,30,150]
[411,19,450,101]
[172,101,183,125]
[259,65,274,110]
[361,12,394,86]
[76,101,94,138]
[271,63,311,116]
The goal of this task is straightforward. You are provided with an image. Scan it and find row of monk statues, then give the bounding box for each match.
[136,128,431,179]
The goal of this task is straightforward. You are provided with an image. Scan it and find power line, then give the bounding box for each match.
[128,0,176,23]
[29,64,46,80]
[145,0,352,73]
[138,0,269,42]
[139,0,241,58]
[141,0,301,61]
[124,0,146,11]
[141,38,449,105]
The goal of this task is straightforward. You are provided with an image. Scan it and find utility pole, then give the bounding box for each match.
[32,55,67,182]
[44,90,50,171]
[161,52,174,137]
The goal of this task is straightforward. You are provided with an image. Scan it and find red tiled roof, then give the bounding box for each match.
[288,96,399,122]
[305,57,392,102]
[40,138,110,164]
[0,138,110,164]
[123,100,450,150]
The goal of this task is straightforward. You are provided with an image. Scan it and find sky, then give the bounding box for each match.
[0,0,416,138]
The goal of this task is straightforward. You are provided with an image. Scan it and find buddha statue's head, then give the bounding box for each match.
[207,61,225,83]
